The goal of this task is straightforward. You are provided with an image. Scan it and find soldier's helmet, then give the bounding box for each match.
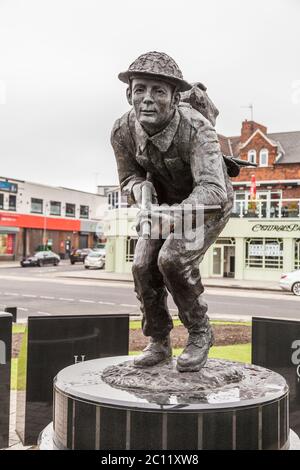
[118,51,192,92]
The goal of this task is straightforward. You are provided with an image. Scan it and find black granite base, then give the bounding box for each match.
[16,314,129,445]
[4,307,17,323]
[252,317,300,436]
[40,356,290,450]
[38,424,300,451]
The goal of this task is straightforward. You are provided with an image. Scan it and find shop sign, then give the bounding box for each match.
[252,223,300,232]
[0,214,18,224]
[0,181,18,193]
[249,244,282,257]
[0,211,80,230]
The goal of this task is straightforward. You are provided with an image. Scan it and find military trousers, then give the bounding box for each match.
[132,208,232,339]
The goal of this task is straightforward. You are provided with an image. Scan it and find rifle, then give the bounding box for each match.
[140,172,222,240]
[140,172,153,240]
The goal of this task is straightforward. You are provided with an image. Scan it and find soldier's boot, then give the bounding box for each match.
[177,326,214,373]
[133,335,172,368]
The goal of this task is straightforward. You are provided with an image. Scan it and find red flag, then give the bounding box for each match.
[250,174,256,200]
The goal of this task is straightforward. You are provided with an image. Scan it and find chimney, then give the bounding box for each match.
[241,120,267,143]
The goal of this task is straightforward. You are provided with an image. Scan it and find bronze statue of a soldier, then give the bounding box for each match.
[111,51,234,372]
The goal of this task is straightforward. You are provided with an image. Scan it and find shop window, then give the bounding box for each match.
[232,191,248,217]
[295,239,300,270]
[0,233,14,255]
[50,201,61,216]
[259,149,269,167]
[248,150,256,165]
[8,195,16,211]
[66,203,75,217]
[0,193,3,209]
[80,205,89,219]
[126,237,137,262]
[31,198,43,214]
[245,238,283,269]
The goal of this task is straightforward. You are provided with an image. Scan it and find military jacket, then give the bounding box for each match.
[111,103,232,207]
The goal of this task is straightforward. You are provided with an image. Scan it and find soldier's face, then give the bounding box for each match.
[130,77,177,134]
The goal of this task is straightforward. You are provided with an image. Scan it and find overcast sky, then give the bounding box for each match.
[0,0,300,192]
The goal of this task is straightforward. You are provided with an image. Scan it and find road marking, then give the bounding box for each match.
[18,307,28,311]
[22,294,37,298]
[119,303,137,307]
[37,311,52,316]
[205,288,299,301]
[170,308,251,321]
[4,292,19,296]
[98,301,115,305]
[209,313,252,322]
[40,296,55,299]
[2,272,292,300]
[59,298,74,301]
[79,299,95,303]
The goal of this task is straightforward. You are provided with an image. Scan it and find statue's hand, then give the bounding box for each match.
[136,209,176,238]
[132,183,143,207]
[132,181,158,208]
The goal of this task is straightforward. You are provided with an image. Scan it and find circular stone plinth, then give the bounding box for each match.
[50,356,289,450]
[102,358,282,403]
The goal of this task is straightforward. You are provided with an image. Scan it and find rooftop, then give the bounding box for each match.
[219,125,300,164]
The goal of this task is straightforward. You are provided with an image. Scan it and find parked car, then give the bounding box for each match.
[84,250,105,269]
[70,248,92,264]
[280,270,300,296]
[21,251,60,267]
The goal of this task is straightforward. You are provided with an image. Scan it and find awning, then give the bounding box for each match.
[0,226,19,233]
[80,220,103,234]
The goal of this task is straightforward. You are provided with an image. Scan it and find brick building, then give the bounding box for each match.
[219,120,300,218]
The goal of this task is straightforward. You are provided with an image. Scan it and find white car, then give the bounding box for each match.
[84,250,105,269]
[280,270,300,296]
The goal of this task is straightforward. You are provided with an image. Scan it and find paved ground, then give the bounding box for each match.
[5,392,32,450]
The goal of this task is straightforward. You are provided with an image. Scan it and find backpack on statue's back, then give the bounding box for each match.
[180,83,256,177]
[180,81,219,126]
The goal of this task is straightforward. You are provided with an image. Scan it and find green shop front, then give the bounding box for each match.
[103,208,300,281]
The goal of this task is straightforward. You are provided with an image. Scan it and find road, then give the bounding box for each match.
[0,263,299,322]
